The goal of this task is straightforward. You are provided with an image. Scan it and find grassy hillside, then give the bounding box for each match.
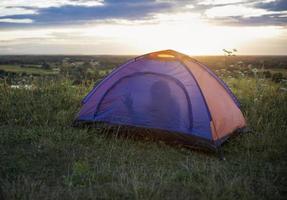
[0,76,286,199]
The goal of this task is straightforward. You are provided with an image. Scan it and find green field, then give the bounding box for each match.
[0,65,57,75]
[268,68,287,75]
[0,74,286,199]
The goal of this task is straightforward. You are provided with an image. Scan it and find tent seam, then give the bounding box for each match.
[179,59,218,142]
[82,58,138,104]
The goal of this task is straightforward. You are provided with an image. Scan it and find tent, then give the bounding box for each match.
[74,50,246,150]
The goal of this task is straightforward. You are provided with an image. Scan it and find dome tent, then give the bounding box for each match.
[74,50,246,150]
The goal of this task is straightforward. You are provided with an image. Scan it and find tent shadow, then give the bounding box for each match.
[74,122,219,157]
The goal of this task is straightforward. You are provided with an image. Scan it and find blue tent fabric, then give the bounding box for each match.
[77,58,213,140]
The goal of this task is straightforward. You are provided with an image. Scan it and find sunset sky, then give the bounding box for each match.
[0,0,286,55]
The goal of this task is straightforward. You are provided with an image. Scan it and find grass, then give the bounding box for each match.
[0,76,286,199]
[0,65,57,75]
[268,68,287,75]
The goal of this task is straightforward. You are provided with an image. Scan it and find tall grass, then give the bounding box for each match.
[0,79,91,127]
[0,77,286,199]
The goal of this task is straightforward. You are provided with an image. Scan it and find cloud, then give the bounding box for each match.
[0,0,104,25]
[33,2,172,22]
[205,5,270,18]
[0,18,33,24]
[0,0,286,55]
[199,0,248,6]
[223,14,287,26]
[255,0,287,11]
[203,0,287,26]
[0,0,180,27]
[0,0,286,28]
[0,0,104,8]
[0,7,37,17]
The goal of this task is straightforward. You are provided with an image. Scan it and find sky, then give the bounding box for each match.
[0,0,286,55]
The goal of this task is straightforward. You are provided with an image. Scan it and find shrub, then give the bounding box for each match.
[272,72,283,83]
[262,71,272,78]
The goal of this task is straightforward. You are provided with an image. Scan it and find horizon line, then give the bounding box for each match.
[0,54,287,57]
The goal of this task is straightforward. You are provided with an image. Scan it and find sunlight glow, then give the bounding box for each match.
[0,12,285,55]
[156,54,175,58]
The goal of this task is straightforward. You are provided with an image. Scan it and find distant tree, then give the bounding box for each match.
[263,71,272,78]
[82,61,92,69]
[42,62,51,70]
[59,61,71,77]
[272,72,284,83]
[223,48,237,68]
[223,49,237,56]
[0,183,4,200]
